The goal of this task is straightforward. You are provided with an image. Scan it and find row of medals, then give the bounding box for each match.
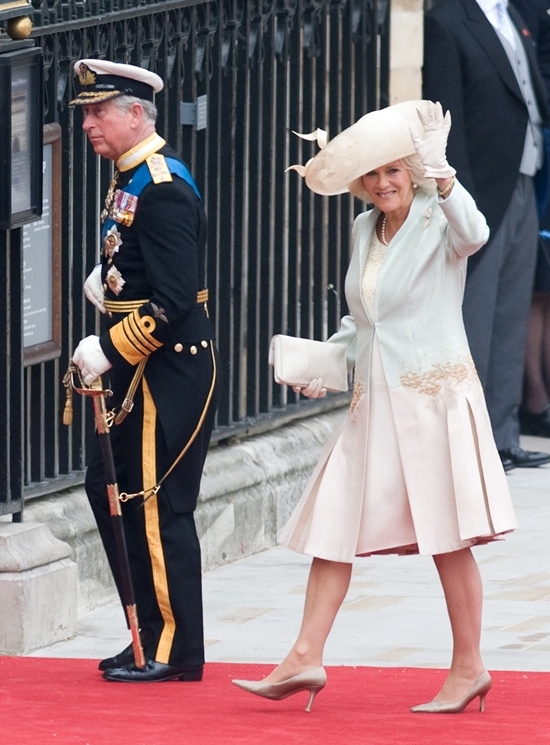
[101,171,138,229]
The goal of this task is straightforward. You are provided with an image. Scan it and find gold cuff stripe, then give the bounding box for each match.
[110,311,161,365]
[117,315,156,360]
[141,377,176,664]
[110,323,143,365]
[126,313,162,354]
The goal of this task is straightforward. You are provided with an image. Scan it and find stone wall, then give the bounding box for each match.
[21,408,346,617]
[389,0,424,103]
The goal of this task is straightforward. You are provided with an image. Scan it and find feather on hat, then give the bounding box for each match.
[288,100,434,198]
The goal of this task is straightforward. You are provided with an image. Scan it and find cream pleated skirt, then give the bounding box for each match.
[280,334,439,560]
[280,235,512,562]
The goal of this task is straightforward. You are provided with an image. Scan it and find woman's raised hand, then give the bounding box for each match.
[409,101,456,180]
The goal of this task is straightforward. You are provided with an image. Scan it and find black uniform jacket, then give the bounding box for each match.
[423,0,550,234]
[97,142,217,511]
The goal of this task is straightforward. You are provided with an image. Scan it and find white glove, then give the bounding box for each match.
[84,264,105,314]
[409,101,456,179]
[72,335,112,385]
[292,378,327,399]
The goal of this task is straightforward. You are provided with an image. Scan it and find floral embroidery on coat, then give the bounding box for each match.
[350,381,364,412]
[399,355,477,397]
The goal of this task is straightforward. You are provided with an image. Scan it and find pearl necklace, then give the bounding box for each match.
[380,214,389,246]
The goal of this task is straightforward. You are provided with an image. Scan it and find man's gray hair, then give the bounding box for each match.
[112,94,158,124]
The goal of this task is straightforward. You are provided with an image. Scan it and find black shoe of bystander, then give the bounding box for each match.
[498,446,550,470]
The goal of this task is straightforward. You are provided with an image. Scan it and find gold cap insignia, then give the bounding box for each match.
[78,63,97,87]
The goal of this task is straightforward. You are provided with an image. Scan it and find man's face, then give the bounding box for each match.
[81,99,134,161]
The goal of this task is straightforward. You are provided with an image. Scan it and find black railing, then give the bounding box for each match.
[0,0,389,514]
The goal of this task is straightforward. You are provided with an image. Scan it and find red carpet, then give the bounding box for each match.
[1,659,549,744]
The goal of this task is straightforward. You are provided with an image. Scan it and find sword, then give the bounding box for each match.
[63,362,146,669]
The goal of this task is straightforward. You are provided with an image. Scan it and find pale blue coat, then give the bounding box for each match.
[282,181,517,560]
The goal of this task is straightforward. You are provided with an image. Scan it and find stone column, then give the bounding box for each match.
[0,522,77,654]
[390,0,424,103]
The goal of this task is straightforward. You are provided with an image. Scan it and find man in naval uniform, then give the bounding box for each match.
[71,59,220,682]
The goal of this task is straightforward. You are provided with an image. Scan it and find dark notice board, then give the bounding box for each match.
[22,123,62,366]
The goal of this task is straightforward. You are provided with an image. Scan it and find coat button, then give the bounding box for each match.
[201,340,208,348]
[174,343,183,352]
[190,345,198,355]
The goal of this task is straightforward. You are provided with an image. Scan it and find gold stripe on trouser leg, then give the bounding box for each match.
[141,377,176,664]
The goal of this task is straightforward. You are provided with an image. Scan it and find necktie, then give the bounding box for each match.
[495,0,516,48]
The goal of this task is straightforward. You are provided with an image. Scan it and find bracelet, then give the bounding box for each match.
[438,176,456,199]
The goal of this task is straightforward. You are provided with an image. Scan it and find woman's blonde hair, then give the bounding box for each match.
[348,154,437,201]
[401,154,437,194]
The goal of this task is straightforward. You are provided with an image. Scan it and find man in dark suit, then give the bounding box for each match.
[511,0,550,89]
[423,0,550,471]
[70,59,220,681]
[510,0,550,437]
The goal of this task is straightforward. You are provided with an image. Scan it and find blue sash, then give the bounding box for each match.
[102,157,201,239]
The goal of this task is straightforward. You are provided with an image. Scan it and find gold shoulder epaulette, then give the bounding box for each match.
[146,153,173,184]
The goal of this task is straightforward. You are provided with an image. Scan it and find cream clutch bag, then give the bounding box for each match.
[269,334,349,393]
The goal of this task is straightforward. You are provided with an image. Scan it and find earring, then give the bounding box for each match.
[413,183,418,189]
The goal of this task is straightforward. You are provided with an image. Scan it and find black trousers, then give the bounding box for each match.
[85,418,205,668]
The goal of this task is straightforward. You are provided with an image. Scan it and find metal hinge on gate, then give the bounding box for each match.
[180,95,208,130]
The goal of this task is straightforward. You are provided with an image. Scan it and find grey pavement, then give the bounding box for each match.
[31,434,550,672]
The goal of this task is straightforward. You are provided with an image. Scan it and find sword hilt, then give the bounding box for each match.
[62,362,113,425]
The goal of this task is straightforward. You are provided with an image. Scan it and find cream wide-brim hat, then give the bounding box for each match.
[288,100,433,199]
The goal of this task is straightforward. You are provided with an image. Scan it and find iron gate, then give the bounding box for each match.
[0,0,389,516]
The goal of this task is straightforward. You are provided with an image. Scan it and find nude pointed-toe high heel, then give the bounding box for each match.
[232,666,327,712]
[410,670,492,714]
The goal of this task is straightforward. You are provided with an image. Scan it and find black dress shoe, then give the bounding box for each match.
[98,643,135,671]
[499,452,516,472]
[498,446,550,469]
[519,404,550,437]
[102,658,204,682]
